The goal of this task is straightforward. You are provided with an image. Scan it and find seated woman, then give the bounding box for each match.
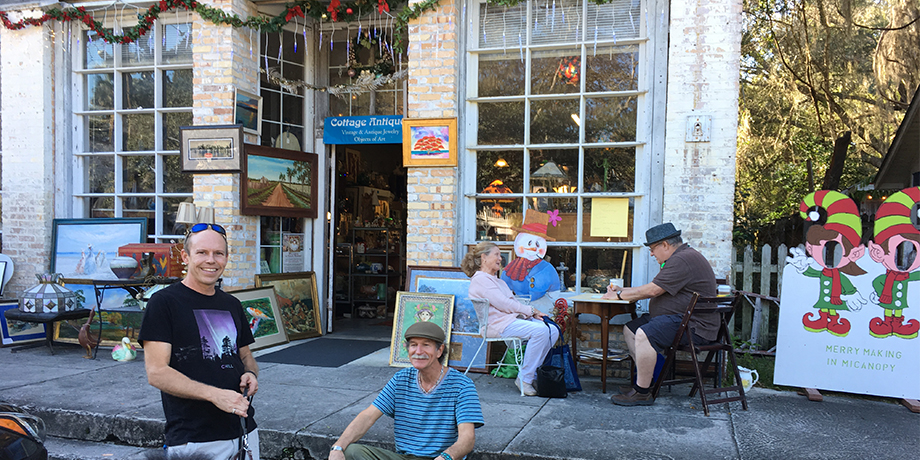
[462,242,559,396]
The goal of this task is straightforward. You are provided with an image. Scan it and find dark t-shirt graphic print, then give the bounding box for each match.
[194,309,239,361]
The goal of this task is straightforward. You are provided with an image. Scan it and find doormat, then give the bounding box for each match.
[258,338,389,367]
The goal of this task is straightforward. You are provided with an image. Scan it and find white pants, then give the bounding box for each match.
[502,318,559,384]
[167,428,260,460]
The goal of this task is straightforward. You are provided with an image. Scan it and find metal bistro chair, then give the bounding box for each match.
[465,297,526,396]
[651,292,748,416]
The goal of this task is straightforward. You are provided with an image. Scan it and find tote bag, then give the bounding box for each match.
[541,318,582,392]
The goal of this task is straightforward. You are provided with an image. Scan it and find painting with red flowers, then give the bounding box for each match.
[402,118,458,167]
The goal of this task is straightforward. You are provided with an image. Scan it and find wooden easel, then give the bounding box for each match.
[798,388,920,413]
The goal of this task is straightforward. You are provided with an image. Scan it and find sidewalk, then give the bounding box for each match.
[1,337,917,460]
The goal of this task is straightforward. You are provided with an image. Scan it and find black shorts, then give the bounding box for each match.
[626,314,710,353]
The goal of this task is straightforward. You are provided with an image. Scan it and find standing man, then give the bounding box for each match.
[329,322,484,460]
[139,223,260,458]
[602,223,717,406]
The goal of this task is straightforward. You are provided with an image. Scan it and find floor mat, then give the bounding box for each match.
[257,338,390,367]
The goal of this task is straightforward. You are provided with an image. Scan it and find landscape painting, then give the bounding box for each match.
[242,145,318,218]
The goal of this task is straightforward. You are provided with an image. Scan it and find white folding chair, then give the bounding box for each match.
[465,297,526,396]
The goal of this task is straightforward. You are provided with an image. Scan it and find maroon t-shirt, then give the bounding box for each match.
[649,244,719,340]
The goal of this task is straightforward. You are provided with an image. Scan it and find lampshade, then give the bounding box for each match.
[197,207,216,224]
[176,202,197,224]
[494,158,508,167]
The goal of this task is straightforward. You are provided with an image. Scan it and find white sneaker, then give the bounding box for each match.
[515,377,538,396]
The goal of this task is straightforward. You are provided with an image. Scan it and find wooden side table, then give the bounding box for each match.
[569,293,637,393]
[2,308,92,354]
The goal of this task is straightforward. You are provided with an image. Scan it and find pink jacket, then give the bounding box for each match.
[468,271,533,337]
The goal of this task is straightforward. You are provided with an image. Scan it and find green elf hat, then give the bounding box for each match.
[874,187,920,243]
[799,190,862,247]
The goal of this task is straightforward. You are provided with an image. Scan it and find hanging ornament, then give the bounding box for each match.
[555,56,579,86]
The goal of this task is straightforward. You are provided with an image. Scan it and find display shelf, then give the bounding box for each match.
[333,227,403,317]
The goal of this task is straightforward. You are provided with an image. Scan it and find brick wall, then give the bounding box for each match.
[405,0,460,267]
[662,0,743,280]
[190,0,260,289]
[1,18,54,296]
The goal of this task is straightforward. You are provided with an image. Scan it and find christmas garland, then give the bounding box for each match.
[0,0,440,52]
[347,30,394,77]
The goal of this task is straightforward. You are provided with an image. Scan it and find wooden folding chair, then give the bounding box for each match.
[651,292,748,416]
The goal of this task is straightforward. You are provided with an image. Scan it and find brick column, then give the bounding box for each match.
[1,15,55,296]
[405,0,460,267]
[191,0,260,288]
[662,0,743,279]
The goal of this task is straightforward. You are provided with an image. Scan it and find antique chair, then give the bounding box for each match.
[465,297,526,396]
[650,292,748,416]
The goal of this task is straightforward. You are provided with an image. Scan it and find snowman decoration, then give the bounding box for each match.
[501,209,561,303]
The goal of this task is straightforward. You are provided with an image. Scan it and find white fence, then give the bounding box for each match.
[729,244,790,352]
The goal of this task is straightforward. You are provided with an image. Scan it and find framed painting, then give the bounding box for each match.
[51,218,147,279]
[255,271,322,340]
[230,286,289,351]
[414,277,478,334]
[1,301,45,345]
[234,88,263,136]
[180,124,243,172]
[389,292,454,367]
[242,144,319,218]
[0,261,7,296]
[402,118,458,167]
[448,332,489,373]
[54,278,144,347]
[405,266,468,291]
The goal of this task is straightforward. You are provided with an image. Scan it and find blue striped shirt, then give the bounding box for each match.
[373,367,485,457]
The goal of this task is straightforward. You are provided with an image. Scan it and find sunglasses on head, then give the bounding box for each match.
[185,223,227,238]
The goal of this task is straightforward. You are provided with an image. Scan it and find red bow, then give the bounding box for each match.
[879,270,910,304]
[821,268,843,305]
[285,6,304,22]
[327,0,340,21]
[378,0,390,14]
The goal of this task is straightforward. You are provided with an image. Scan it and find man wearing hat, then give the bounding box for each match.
[329,322,484,460]
[603,222,717,406]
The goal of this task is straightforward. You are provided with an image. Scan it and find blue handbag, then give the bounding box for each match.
[541,318,582,392]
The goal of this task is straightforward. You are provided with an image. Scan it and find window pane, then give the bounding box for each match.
[531,0,583,45]
[350,92,370,116]
[478,102,524,145]
[531,99,579,144]
[476,198,522,242]
[87,115,114,152]
[162,23,193,64]
[585,96,637,143]
[477,150,523,193]
[271,126,303,151]
[530,149,578,193]
[479,52,525,97]
[282,94,304,125]
[123,113,156,151]
[582,247,633,292]
[545,247,576,291]
[163,197,192,235]
[164,69,193,108]
[122,197,156,229]
[261,122,281,148]
[123,155,156,193]
[85,155,114,193]
[586,0,642,42]
[123,72,155,109]
[479,4,527,48]
[163,111,193,151]
[586,45,639,93]
[582,197,633,243]
[163,154,192,193]
[262,90,282,122]
[88,196,115,218]
[584,147,635,192]
[86,73,114,110]
[84,31,113,69]
[531,50,580,95]
[538,197,577,242]
[282,62,304,81]
[121,34,156,66]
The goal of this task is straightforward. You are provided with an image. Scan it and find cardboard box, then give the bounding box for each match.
[118,243,184,278]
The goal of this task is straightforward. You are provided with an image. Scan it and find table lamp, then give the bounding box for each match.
[197,207,215,224]
[176,202,197,225]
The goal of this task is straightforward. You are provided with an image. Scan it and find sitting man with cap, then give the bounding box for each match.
[602,222,717,406]
[329,322,484,460]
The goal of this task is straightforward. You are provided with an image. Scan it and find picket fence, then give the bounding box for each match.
[728,244,794,352]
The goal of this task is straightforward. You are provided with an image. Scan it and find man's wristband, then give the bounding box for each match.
[330,445,343,452]
[439,452,453,460]
[244,370,257,378]
[616,290,623,300]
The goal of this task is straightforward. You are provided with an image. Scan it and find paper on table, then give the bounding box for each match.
[590,197,629,237]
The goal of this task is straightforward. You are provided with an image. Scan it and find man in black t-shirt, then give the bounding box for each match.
[603,223,717,406]
[139,224,261,458]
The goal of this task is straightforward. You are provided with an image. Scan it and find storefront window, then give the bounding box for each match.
[328,26,405,117]
[261,30,306,151]
[467,0,646,291]
[73,23,193,240]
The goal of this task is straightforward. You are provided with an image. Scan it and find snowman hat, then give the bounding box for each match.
[512,209,556,241]
[874,187,920,244]
[799,190,862,247]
